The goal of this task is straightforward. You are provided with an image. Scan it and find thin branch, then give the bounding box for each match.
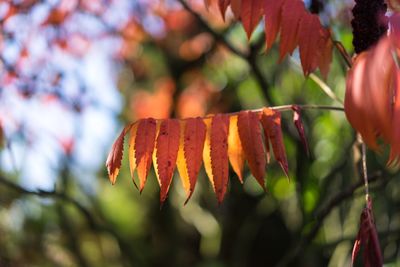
[176,0,274,104]
[309,73,344,105]
[361,143,369,198]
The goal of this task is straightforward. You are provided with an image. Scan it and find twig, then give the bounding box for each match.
[0,175,97,229]
[333,40,353,68]
[309,73,344,105]
[176,0,248,59]
[176,0,274,104]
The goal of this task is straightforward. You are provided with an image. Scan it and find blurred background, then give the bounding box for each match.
[0,0,399,266]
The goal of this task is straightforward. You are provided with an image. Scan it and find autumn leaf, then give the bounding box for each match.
[228,115,245,183]
[237,111,266,189]
[135,118,157,192]
[292,105,309,156]
[155,119,180,204]
[106,126,129,185]
[241,0,263,39]
[261,108,289,178]
[179,117,206,203]
[298,14,321,75]
[264,0,284,50]
[128,123,139,188]
[352,197,383,267]
[210,114,230,203]
[279,0,305,60]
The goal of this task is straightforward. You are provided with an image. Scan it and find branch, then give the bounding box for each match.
[176,0,248,59]
[0,175,97,229]
[274,172,385,267]
[176,0,275,104]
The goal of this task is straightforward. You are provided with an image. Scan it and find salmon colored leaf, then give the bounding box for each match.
[237,111,266,189]
[128,123,139,188]
[352,197,383,267]
[228,115,245,183]
[210,114,230,203]
[344,53,379,150]
[292,105,309,156]
[135,118,157,192]
[106,126,129,185]
[261,108,289,178]
[298,14,321,75]
[181,117,206,203]
[155,119,181,204]
[241,0,263,39]
[264,0,285,50]
[279,0,305,60]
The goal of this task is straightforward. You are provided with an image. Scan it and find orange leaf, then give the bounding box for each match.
[292,105,309,156]
[228,115,245,183]
[241,0,263,39]
[106,126,129,185]
[261,108,289,178]
[279,0,305,61]
[128,123,139,188]
[155,119,180,204]
[264,0,285,50]
[210,114,230,203]
[183,117,206,202]
[237,111,266,189]
[135,118,157,192]
[202,118,214,189]
[298,14,322,75]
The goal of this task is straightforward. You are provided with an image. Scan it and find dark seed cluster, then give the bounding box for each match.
[351,0,388,53]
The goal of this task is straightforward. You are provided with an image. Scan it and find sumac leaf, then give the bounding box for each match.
[237,111,266,189]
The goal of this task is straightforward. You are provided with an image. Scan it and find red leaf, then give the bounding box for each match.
[218,0,230,20]
[241,0,264,39]
[292,105,309,156]
[261,108,289,178]
[106,126,129,185]
[237,111,266,189]
[264,0,285,50]
[279,0,305,60]
[352,197,383,267]
[135,118,157,192]
[210,114,230,203]
[183,117,206,202]
[317,30,333,80]
[155,119,181,204]
[298,14,322,75]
